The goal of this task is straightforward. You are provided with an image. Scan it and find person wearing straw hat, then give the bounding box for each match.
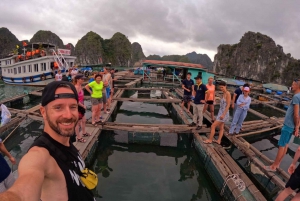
[228,87,251,135]
[0,138,16,193]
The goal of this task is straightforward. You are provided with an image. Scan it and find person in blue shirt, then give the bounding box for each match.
[0,138,16,192]
[265,79,300,172]
[228,87,251,134]
[181,72,194,113]
[188,75,208,130]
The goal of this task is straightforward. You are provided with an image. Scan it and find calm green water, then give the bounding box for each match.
[0,81,42,102]
[91,90,221,201]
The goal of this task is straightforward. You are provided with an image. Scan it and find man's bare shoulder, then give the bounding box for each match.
[20,146,51,170]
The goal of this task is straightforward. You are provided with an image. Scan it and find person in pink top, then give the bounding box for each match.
[73,74,91,143]
[203,77,215,122]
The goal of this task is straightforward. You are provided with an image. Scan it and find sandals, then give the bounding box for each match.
[213,140,221,145]
[77,138,86,143]
[83,133,91,137]
[92,122,98,127]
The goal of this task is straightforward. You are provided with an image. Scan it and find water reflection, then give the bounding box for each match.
[91,132,221,201]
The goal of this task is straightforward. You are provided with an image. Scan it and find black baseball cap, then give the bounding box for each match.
[41,81,78,106]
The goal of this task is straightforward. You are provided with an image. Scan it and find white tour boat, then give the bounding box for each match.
[0,42,76,86]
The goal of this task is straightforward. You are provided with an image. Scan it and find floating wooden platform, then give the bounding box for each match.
[162,91,266,201]
[125,77,143,87]
[112,97,181,103]
[101,122,210,133]
[118,87,171,91]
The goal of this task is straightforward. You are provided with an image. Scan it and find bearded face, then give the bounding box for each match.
[45,109,78,137]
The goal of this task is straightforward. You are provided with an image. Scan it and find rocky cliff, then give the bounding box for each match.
[30,30,64,48]
[146,52,213,69]
[214,31,300,85]
[0,27,19,57]
[131,42,145,64]
[75,31,104,65]
[186,51,213,71]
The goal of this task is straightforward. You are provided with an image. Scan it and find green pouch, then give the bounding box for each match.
[293,136,300,145]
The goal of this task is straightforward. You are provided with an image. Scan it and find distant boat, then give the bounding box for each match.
[0,42,76,86]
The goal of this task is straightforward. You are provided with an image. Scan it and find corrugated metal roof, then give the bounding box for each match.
[143,60,205,69]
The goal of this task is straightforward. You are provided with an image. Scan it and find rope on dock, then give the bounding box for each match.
[221,174,245,196]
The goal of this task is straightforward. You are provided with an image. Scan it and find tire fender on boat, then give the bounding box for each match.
[41,74,46,81]
[51,72,55,78]
[10,77,14,82]
[22,77,26,83]
[30,76,34,82]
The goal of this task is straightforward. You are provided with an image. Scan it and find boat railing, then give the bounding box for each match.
[50,49,70,70]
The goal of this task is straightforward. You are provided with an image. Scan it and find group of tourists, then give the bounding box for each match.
[181,73,250,145]
[181,73,300,200]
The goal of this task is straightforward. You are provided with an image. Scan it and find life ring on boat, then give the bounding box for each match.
[30,76,34,82]
[51,72,55,78]
[10,77,14,82]
[22,77,26,83]
[40,74,46,81]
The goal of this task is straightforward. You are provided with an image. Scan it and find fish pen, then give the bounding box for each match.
[0,71,296,200]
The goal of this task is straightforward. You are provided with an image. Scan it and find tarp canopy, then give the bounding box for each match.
[217,78,245,86]
[263,83,288,92]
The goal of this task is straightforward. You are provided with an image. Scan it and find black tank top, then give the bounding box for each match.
[30,132,95,201]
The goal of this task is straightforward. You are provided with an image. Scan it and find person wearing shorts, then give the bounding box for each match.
[265,79,300,172]
[85,74,103,126]
[102,67,111,114]
[203,77,215,121]
[275,146,300,200]
[181,72,194,113]
[0,138,16,193]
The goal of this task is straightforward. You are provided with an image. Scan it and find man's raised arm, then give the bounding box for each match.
[0,147,49,201]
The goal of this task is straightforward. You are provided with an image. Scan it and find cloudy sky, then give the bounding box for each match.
[0,0,299,60]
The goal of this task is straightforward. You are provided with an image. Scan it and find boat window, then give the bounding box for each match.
[0,61,1,66]
[4,69,6,72]
[41,63,46,71]
[18,67,21,74]
[14,68,17,74]
[6,60,11,65]
[22,66,26,73]
[34,64,39,72]
[28,65,32,72]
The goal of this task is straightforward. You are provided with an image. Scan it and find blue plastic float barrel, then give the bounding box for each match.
[276,91,283,95]
[265,89,272,94]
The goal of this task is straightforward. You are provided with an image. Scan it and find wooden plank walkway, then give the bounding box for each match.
[162,91,266,201]
[113,97,181,103]
[101,122,210,133]
[118,87,171,91]
[173,87,291,197]
[125,77,143,87]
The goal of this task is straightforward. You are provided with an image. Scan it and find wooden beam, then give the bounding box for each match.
[101,124,210,133]
[0,116,26,134]
[117,87,171,91]
[112,97,181,103]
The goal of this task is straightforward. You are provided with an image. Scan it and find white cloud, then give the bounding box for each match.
[0,0,299,61]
